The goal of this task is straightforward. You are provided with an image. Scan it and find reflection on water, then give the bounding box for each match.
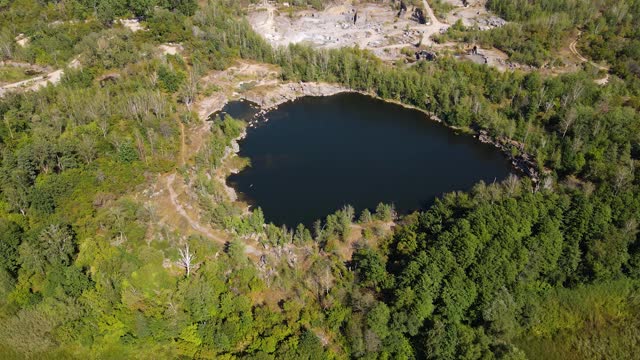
[229,93,512,227]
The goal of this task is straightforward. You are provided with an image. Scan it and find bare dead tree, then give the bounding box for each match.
[542,176,554,191]
[78,134,97,165]
[3,113,14,139]
[571,136,583,153]
[178,244,196,277]
[146,128,157,157]
[503,174,520,196]
[614,167,631,193]
[534,86,547,111]
[108,206,128,245]
[126,95,144,122]
[560,108,577,138]
[98,117,109,138]
[149,91,167,118]
[134,129,147,164]
[0,37,12,59]
[319,266,334,296]
[181,67,199,114]
[149,71,158,87]
[569,82,584,105]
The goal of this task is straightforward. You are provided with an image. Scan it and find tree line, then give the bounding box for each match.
[0,0,638,358]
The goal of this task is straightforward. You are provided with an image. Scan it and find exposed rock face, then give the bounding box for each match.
[243,82,352,110]
[413,7,427,24]
[477,130,541,182]
[416,50,437,61]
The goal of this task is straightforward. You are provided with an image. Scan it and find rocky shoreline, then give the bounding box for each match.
[210,82,356,205]
[243,82,354,111]
[241,82,541,184]
[203,81,543,207]
[476,130,541,183]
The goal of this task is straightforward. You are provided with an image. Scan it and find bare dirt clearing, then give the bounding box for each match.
[0,68,63,97]
[118,18,146,32]
[248,0,506,62]
[144,61,380,259]
[249,0,447,61]
[0,57,82,97]
[158,43,183,56]
[444,0,505,29]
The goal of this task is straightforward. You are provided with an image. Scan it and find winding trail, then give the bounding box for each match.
[0,57,80,97]
[166,173,216,239]
[570,31,609,84]
[0,68,63,97]
[165,173,259,255]
[569,36,589,64]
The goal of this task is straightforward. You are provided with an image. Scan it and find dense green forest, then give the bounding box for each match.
[438,0,640,76]
[0,0,639,358]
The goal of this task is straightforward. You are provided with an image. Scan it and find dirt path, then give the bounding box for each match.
[569,36,589,64]
[0,68,63,97]
[570,31,609,84]
[420,0,449,45]
[253,0,278,43]
[0,56,82,97]
[148,62,282,257]
[423,0,443,27]
[165,173,260,255]
[166,173,218,240]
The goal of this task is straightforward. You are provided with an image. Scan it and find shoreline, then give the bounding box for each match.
[204,82,358,206]
[202,81,541,208]
[240,82,541,182]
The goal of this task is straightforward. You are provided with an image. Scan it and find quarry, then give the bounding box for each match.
[248,0,507,63]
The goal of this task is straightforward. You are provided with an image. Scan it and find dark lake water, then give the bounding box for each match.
[209,99,260,121]
[227,93,512,227]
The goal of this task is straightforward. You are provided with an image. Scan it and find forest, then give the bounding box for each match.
[0,0,639,359]
[437,0,640,75]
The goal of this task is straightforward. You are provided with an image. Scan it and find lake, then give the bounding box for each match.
[226,93,512,227]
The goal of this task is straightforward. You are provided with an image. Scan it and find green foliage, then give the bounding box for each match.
[166,0,198,16]
[478,0,640,77]
[295,330,327,359]
[157,65,185,93]
[516,279,640,359]
[147,8,191,43]
[374,202,394,222]
[0,1,639,359]
[366,179,640,358]
[188,1,274,69]
[76,28,142,69]
[352,247,391,290]
[117,141,139,163]
[0,220,22,273]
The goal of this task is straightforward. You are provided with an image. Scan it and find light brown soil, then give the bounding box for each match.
[0,68,63,97]
[158,43,183,56]
[569,31,609,85]
[248,0,509,65]
[118,19,146,32]
[0,57,80,97]
[249,0,446,61]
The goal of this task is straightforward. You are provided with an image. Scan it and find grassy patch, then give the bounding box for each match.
[0,67,33,84]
